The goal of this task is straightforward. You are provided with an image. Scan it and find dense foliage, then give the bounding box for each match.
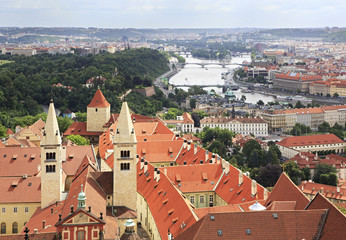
[0,49,171,127]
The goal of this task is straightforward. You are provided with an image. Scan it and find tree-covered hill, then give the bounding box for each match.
[0,48,172,125]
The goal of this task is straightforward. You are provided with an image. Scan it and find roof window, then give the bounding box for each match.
[217,230,223,236]
[246,229,251,235]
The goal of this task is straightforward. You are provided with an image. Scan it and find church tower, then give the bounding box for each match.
[87,89,111,132]
[113,101,137,211]
[41,100,63,209]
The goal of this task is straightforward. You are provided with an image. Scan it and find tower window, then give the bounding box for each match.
[95,108,98,112]
[120,163,130,171]
[46,165,56,173]
[120,150,130,158]
[46,152,56,160]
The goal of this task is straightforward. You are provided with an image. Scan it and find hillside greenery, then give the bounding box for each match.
[0,48,173,129]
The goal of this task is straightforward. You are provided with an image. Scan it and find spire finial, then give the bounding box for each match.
[77,184,86,209]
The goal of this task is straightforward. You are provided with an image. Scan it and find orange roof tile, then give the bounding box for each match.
[175,210,328,240]
[137,162,197,240]
[163,164,223,193]
[265,173,309,210]
[305,193,346,240]
[0,176,41,203]
[87,89,110,108]
[63,122,103,136]
[278,134,344,147]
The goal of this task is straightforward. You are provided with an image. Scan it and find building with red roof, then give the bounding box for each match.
[299,181,346,203]
[273,71,322,92]
[277,134,346,158]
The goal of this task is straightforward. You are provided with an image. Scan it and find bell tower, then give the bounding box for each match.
[87,89,111,132]
[113,101,137,211]
[41,100,63,209]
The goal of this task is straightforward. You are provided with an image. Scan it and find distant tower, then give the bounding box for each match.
[41,100,63,209]
[77,184,86,209]
[113,101,137,211]
[87,89,111,132]
[232,105,236,119]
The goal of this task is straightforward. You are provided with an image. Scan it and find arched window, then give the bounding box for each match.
[120,163,130,171]
[120,150,130,158]
[0,222,6,234]
[46,165,49,173]
[12,222,18,234]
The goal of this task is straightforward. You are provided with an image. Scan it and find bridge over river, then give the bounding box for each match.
[182,62,245,68]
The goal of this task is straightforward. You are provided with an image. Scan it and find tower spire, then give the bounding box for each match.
[114,101,136,143]
[42,101,61,145]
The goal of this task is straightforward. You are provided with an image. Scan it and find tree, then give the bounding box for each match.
[313,163,337,183]
[241,95,246,102]
[318,122,330,133]
[190,99,196,109]
[57,116,74,133]
[255,164,282,187]
[242,139,261,159]
[191,112,200,128]
[294,101,305,109]
[301,167,311,180]
[75,112,87,122]
[283,161,303,185]
[0,124,7,138]
[256,100,264,106]
[66,135,90,145]
[333,92,339,97]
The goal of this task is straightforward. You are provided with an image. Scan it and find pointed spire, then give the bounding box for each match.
[114,101,136,143]
[42,101,61,145]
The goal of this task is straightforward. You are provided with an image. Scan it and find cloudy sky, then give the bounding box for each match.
[0,0,345,28]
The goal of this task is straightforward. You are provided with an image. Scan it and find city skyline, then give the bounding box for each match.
[0,0,345,28]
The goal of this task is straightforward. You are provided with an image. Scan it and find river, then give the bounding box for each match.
[169,55,275,104]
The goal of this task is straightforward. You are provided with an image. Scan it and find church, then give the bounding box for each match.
[1,89,345,240]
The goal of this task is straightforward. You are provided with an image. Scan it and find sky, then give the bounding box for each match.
[0,0,345,28]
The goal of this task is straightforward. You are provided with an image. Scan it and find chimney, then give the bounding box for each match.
[223,161,230,174]
[337,185,340,193]
[183,139,187,149]
[187,141,191,151]
[51,208,53,214]
[154,168,158,180]
[194,144,198,155]
[212,154,216,163]
[144,161,148,173]
[205,150,209,162]
[34,229,38,234]
[251,180,257,196]
[136,154,139,163]
[216,155,220,164]
[164,168,167,175]
[140,158,145,170]
[133,117,136,123]
[239,170,243,185]
[264,189,268,200]
[42,220,46,229]
[168,229,173,240]
[156,170,160,182]
[175,134,179,140]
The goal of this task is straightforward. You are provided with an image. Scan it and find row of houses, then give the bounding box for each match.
[261,105,346,132]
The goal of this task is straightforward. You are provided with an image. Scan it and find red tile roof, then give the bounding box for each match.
[175,210,328,240]
[0,147,41,177]
[265,173,310,210]
[182,112,194,124]
[0,176,41,203]
[193,204,242,219]
[87,89,110,108]
[215,165,266,205]
[278,134,344,147]
[0,233,56,240]
[137,140,183,163]
[63,122,103,136]
[163,164,223,193]
[137,162,198,240]
[299,182,346,201]
[305,193,346,240]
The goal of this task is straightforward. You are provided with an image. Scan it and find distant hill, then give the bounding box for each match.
[260,28,346,41]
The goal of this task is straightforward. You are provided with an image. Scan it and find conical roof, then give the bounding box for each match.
[87,89,110,108]
[114,102,137,143]
[42,101,61,145]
